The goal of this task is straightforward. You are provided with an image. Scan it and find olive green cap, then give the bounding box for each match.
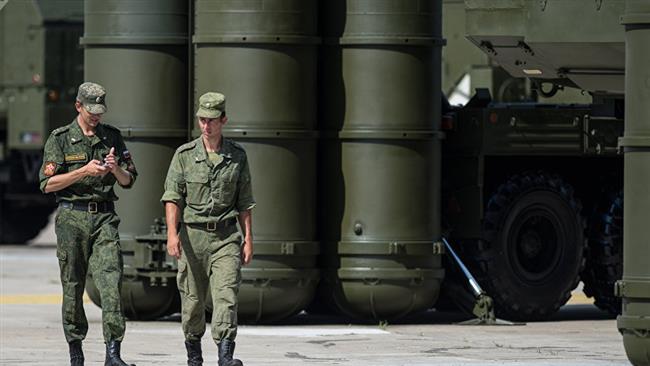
[76,82,107,115]
[196,92,226,119]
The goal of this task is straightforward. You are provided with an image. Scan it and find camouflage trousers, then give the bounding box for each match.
[178,222,242,344]
[55,207,125,343]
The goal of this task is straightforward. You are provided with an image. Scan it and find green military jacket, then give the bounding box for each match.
[39,118,137,202]
[161,136,255,224]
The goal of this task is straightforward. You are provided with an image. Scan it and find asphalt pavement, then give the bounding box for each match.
[0,237,629,365]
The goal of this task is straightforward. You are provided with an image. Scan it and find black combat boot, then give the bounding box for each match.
[185,340,203,366]
[217,340,243,366]
[68,340,84,366]
[104,341,136,366]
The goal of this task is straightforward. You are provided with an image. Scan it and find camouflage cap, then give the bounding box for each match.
[76,82,107,114]
[196,92,225,119]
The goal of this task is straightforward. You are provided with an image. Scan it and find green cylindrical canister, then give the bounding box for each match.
[319,0,444,320]
[194,0,319,322]
[81,0,188,319]
[618,1,650,364]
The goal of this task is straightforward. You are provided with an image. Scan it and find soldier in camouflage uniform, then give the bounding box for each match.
[162,92,255,366]
[39,82,138,366]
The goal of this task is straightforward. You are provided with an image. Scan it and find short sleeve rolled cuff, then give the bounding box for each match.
[161,190,184,206]
[235,157,256,212]
[237,201,256,212]
[236,182,256,212]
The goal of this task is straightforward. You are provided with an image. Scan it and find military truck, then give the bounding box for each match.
[438,0,626,320]
[0,0,83,243]
[438,2,649,362]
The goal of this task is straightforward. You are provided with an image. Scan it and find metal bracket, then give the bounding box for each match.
[281,242,295,255]
[618,316,650,338]
[517,41,535,56]
[131,218,177,286]
[388,242,406,255]
[433,241,445,255]
[615,280,650,299]
[480,41,498,56]
[458,293,521,325]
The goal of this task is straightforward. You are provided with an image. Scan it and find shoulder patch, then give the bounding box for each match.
[43,161,57,177]
[177,140,197,153]
[52,125,70,136]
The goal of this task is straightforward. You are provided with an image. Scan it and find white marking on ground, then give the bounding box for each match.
[129,327,390,337]
[238,327,390,337]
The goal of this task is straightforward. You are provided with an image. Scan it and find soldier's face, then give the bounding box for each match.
[198,116,227,137]
[75,101,103,128]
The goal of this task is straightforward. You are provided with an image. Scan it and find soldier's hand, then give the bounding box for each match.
[104,147,118,172]
[84,159,109,177]
[167,233,182,259]
[242,239,253,265]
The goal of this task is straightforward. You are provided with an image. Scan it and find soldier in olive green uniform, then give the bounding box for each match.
[39,82,138,366]
[162,92,255,366]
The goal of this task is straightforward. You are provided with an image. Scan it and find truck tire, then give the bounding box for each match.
[582,191,622,315]
[478,172,585,321]
[0,204,52,244]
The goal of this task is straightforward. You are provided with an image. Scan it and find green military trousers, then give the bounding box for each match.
[55,207,125,343]
[177,223,242,344]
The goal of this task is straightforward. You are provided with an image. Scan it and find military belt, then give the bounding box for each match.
[59,201,115,214]
[185,218,236,232]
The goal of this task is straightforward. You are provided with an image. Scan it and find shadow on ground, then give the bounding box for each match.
[157,304,615,327]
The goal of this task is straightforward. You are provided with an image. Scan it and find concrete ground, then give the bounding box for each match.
[0,228,630,365]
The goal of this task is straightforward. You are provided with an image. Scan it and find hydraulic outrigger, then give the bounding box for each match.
[442,238,522,326]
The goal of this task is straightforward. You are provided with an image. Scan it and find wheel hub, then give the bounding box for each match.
[520,230,543,258]
[509,210,562,284]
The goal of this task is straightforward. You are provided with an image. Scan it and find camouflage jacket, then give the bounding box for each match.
[39,118,137,202]
[161,136,255,224]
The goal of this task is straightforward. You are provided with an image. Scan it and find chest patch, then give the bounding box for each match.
[64,153,87,163]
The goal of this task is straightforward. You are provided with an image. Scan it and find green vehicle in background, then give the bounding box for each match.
[2,2,649,363]
[0,0,83,243]
[440,0,626,320]
[443,1,648,362]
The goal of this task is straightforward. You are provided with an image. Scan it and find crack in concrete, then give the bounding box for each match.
[285,351,348,362]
